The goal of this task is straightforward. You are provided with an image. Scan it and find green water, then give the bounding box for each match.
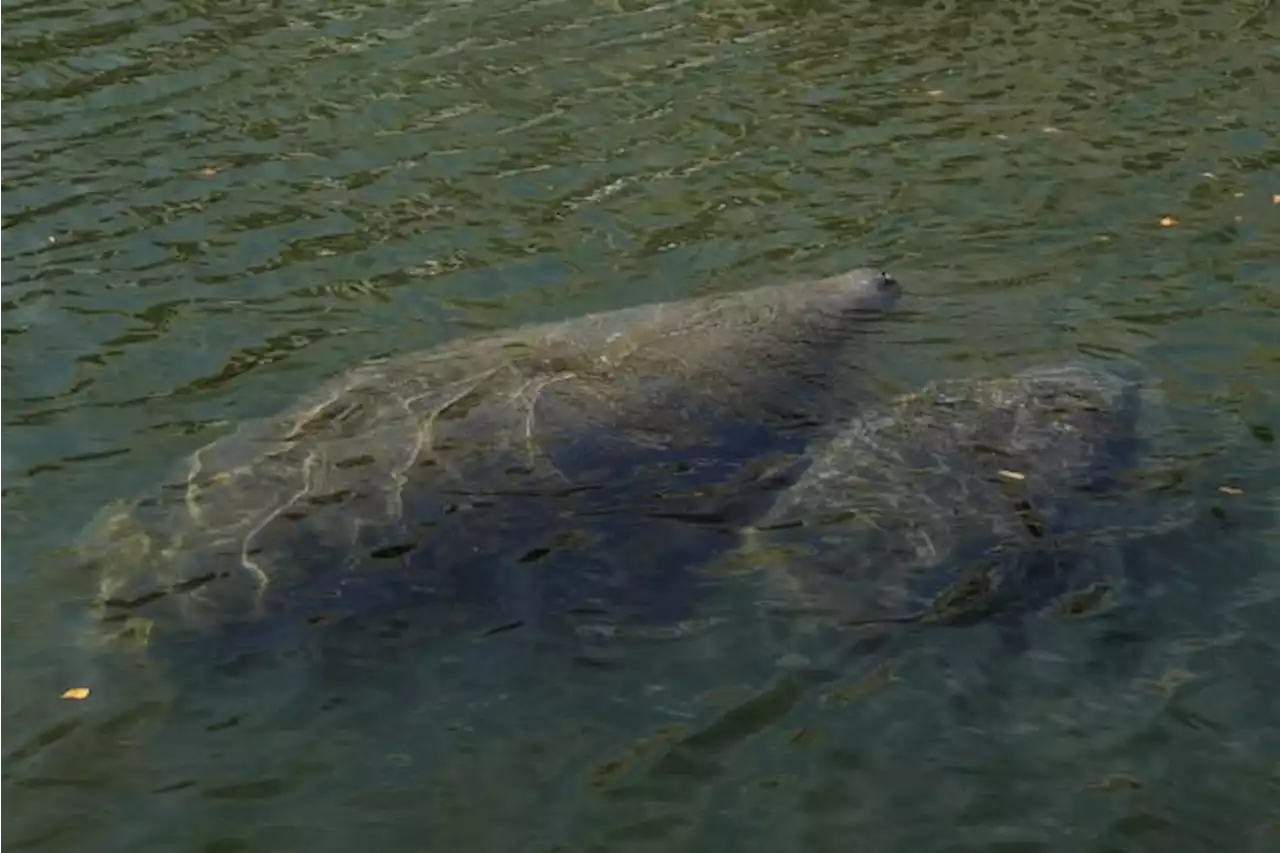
[4,0,1279,850]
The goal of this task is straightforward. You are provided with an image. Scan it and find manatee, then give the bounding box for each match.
[79,266,900,664]
[719,363,1194,631]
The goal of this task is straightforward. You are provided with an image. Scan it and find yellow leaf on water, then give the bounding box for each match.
[997,469,1026,481]
[1159,216,1178,227]
[61,687,90,700]
[1218,486,1244,496]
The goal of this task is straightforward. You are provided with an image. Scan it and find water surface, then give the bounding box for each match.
[4,0,1279,850]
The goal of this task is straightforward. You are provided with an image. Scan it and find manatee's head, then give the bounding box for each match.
[756,267,901,365]
[761,266,901,328]
[818,267,901,314]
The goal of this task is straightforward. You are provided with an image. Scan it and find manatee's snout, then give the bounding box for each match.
[833,267,900,312]
[871,269,899,299]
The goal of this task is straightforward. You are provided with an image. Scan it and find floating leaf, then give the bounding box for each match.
[1160,216,1178,227]
[997,469,1026,481]
[60,687,90,700]
[1218,485,1244,496]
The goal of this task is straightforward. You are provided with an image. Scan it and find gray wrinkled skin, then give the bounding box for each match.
[79,267,899,654]
[728,363,1180,627]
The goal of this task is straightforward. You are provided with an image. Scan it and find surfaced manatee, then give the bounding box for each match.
[720,363,1194,630]
[79,266,900,664]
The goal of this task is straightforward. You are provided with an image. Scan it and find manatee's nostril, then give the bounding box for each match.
[878,271,898,290]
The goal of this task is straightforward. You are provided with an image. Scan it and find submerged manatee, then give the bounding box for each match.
[724,363,1190,630]
[81,266,900,661]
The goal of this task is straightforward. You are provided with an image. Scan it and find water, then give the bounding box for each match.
[4,0,1279,850]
